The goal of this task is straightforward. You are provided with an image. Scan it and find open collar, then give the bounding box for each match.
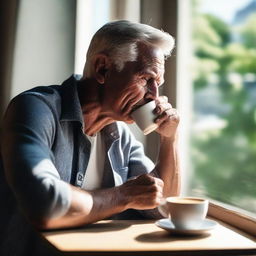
[60,75,84,127]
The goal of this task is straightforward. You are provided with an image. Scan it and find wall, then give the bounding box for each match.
[10,0,76,98]
[0,0,18,122]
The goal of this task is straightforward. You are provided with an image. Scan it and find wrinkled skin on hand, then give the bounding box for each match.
[118,174,164,210]
[154,96,180,139]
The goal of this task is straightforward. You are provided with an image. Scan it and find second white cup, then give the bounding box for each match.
[158,197,209,230]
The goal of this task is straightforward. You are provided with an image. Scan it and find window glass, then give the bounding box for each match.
[188,0,256,213]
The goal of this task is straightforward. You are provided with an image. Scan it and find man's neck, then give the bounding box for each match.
[77,78,114,136]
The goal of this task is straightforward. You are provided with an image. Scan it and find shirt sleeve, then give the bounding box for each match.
[119,123,162,219]
[122,124,155,178]
[1,93,71,223]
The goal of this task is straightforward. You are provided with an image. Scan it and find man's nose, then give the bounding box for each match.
[144,81,159,100]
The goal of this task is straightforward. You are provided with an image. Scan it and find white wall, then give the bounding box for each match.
[11,0,76,98]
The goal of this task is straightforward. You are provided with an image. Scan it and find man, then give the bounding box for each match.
[0,20,180,254]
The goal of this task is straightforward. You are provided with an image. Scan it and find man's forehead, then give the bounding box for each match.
[137,43,164,62]
[136,44,165,72]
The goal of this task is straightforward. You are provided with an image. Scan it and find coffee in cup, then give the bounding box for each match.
[131,100,158,135]
[158,197,209,229]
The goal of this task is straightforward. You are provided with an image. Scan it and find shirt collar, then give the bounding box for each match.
[102,123,120,141]
[60,74,83,126]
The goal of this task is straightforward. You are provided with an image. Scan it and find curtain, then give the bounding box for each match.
[0,0,19,125]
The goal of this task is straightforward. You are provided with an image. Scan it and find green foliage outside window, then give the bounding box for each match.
[190,1,256,213]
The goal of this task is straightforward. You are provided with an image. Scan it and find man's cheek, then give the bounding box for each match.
[134,86,146,99]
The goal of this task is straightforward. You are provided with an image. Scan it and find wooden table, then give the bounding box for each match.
[42,219,256,255]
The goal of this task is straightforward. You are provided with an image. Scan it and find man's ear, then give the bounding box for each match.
[93,54,110,84]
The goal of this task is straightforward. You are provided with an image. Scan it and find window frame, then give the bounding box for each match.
[174,0,256,231]
[208,200,256,237]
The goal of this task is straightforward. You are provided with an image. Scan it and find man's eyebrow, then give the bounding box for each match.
[137,70,157,77]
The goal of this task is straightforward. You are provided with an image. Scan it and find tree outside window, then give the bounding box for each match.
[189,0,256,213]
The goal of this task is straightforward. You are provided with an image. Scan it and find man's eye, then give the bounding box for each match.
[141,77,149,86]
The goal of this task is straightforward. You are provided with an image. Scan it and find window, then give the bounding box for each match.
[184,0,256,214]
[74,0,112,75]
[74,0,256,216]
[74,0,140,75]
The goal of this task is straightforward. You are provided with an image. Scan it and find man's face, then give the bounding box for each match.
[102,44,165,123]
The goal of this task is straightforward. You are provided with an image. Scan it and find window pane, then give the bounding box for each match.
[188,0,256,213]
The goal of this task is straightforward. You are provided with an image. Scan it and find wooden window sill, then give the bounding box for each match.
[208,200,256,237]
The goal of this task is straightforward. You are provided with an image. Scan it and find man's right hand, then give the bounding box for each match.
[118,174,164,210]
[34,174,164,230]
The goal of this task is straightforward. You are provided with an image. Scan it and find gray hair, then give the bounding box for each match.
[83,20,175,77]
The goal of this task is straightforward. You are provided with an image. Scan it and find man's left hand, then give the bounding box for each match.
[154,96,179,139]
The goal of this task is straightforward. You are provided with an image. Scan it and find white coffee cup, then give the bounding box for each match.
[158,197,209,229]
[131,100,158,135]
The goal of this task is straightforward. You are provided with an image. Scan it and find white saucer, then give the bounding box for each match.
[155,218,218,235]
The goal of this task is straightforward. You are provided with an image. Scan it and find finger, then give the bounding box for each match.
[156,190,163,199]
[155,187,163,200]
[154,177,164,188]
[155,108,179,123]
[156,113,180,126]
[158,107,178,118]
[146,175,164,189]
[140,178,163,194]
[136,174,156,185]
[145,187,163,201]
[155,195,164,205]
[155,95,169,105]
[154,102,173,115]
[159,197,166,204]
[156,115,180,130]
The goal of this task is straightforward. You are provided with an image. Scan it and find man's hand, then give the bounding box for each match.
[154,96,179,139]
[38,174,163,230]
[118,174,164,210]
